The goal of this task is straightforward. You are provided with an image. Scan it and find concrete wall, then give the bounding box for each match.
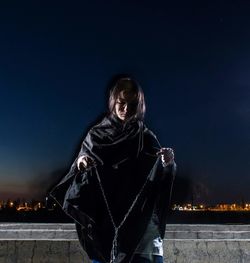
[164,225,250,263]
[1,223,250,263]
[0,223,87,263]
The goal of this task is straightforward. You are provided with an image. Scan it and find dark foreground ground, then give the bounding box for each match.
[1,209,250,224]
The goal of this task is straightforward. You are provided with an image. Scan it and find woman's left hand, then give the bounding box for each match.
[157,147,175,166]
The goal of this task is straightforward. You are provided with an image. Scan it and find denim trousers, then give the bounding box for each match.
[92,255,163,263]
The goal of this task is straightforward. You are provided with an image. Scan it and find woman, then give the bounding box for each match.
[50,77,176,263]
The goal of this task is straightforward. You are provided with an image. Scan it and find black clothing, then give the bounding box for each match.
[50,115,176,263]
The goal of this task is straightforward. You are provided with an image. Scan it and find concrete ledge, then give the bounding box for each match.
[164,224,250,239]
[1,223,250,263]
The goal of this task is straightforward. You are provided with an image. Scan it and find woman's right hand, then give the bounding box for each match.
[77,155,96,171]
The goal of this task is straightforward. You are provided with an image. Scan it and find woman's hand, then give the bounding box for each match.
[77,155,96,171]
[157,147,175,167]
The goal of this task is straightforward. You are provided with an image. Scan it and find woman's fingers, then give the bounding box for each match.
[77,156,96,170]
[157,147,174,156]
[82,158,88,167]
[157,147,175,166]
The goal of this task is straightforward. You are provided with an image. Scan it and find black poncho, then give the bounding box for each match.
[50,115,176,263]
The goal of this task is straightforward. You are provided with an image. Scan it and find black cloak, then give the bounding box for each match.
[50,115,176,263]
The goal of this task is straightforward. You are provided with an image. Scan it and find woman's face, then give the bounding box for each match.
[114,91,138,121]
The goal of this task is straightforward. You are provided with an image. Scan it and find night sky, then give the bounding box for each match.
[0,1,249,204]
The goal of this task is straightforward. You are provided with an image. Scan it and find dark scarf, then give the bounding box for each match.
[50,115,174,263]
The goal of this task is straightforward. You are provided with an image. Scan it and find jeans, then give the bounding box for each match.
[92,255,163,263]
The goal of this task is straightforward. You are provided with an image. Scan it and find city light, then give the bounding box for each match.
[172,203,250,211]
[1,198,250,213]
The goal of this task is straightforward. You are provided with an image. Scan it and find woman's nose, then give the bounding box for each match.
[122,104,128,112]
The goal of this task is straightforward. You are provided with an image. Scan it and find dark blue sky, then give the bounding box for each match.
[0,1,249,203]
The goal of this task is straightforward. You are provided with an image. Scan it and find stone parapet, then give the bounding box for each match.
[1,223,250,262]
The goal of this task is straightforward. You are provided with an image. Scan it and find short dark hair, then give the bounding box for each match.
[108,77,146,120]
